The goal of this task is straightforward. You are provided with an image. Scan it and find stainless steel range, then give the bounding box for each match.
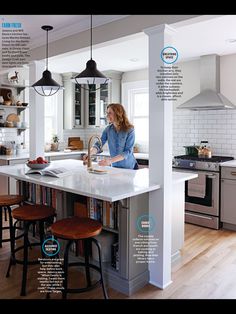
[173,155,234,229]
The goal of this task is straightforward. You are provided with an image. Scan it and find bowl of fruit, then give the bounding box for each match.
[26,157,50,169]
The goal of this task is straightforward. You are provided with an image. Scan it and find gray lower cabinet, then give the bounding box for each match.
[221,167,236,228]
[104,193,149,296]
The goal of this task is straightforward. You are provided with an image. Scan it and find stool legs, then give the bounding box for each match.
[4,207,8,221]
[0,205,21,249]
[39,221,45,258]
[0,206,8,247]
[6,221,17,278]
[62,240,72,299]
[7,206,15,261]
[91,238,108,299]
[61,238,108,299]
[84,239,91,287]
[21,222,30,296]
[6,219,48,296]
[0,206,2,248]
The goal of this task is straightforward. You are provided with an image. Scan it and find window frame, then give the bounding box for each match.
[122,80,149,147]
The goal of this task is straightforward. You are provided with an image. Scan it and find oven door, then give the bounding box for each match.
[184,170,219,216]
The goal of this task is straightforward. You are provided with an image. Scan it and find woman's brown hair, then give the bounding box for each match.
[107,103,133,132]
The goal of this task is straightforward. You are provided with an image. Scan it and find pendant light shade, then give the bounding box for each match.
[73,15,110,90]
[31,25,63,96]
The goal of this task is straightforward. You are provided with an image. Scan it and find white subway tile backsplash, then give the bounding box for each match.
[198,129,206,134]
[173,108,236,158]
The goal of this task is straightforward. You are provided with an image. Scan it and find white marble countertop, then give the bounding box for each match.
[0,150,149,161]
[0,150,86,161]
[0,153,29,161]
[0,159,198,201]
[0,159,159,202]
[220,160,236,167]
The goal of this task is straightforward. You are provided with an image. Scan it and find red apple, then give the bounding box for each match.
[37,156,44,164]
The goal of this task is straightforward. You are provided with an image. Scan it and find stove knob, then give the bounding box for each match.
[207,163,211,168]
[189,162,195,168]
[174,161,179,166]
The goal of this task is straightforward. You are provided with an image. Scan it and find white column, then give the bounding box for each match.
[29,61,45,159]
[144,24,176,289]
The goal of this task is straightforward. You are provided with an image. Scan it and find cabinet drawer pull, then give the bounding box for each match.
[231,172,236,176]
[207,174,216,179]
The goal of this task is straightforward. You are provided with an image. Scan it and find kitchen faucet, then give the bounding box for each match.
[87,135,102,169]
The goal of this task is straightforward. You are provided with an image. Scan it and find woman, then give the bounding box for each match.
[83,103,139,170]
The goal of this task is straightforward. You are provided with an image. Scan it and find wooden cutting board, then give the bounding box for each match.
[68,137,84,150]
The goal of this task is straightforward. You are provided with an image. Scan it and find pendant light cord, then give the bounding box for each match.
[90,14,93,60]
[46,29,49,70]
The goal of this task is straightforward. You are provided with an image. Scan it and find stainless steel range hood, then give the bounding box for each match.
[177,54,236,110]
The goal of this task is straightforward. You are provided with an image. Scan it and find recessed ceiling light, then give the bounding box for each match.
[130,58,139,62]
[226,39,236,43]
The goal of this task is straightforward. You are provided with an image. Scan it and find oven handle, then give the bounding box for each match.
[185,212,213,220]
[231,172,236,176]
[206,174,216,179]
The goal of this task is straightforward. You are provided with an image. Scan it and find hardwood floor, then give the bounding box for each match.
[1,221,236,299]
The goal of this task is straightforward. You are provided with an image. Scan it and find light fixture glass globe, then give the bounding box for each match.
[74,59,110,86]
[32,70,62,96]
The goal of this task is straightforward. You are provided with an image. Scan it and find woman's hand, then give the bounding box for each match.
[98,158,112,167]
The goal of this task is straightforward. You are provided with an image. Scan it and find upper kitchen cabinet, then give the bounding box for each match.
[85,82,109,127]
[85,70,122,128]
[63,71,122,129]
[63,72,85,129]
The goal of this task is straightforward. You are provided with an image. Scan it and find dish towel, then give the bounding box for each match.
[187,173,206,198]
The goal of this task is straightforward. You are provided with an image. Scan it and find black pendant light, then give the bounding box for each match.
[73,15,110,90]
[31,25,63,96]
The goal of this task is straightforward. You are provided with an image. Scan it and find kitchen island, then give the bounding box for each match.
[0,160,197,295]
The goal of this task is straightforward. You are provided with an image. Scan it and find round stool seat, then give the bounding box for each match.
[51,217,102,240]
[0,195,24,206]
[12,205,55,221]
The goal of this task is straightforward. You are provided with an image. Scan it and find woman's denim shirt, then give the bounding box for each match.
[93,124,137,169]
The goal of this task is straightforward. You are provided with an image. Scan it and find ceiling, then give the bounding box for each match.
[47,15,236,74]
[0,15,129,49]
[2,15,236,74]
[49,33,149,73]
[172,15,236,61]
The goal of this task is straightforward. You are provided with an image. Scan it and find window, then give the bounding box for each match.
[122,80,149,151]
[44,91,64,144]
[130,89,149,144]
[44,96,57,143]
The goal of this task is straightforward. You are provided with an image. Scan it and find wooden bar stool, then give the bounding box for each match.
[0,195,25,249]
[6,204,56,296]
[51,217,108,299]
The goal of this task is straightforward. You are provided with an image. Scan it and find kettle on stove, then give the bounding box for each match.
[198,140,212,158]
